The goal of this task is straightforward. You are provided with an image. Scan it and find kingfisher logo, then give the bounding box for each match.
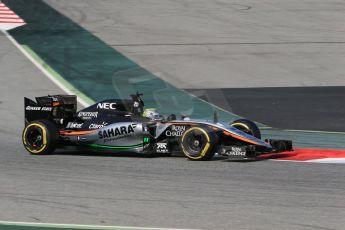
[66,122,82,129]
[98,125,135,139]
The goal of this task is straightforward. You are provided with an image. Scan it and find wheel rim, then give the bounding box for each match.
[232,123,253,136]
[184,130,208,157]
[24,125,45,152]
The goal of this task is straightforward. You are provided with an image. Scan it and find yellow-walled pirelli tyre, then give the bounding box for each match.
[180,126,218,161]
[22,120,59,155]
[230,119,261,139]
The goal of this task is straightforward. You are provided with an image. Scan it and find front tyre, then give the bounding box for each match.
[22,120,59,155]
[180,126,217,161]
[230,119,261,139]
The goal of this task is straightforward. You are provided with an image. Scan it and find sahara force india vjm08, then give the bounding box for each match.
[22,93,292,161]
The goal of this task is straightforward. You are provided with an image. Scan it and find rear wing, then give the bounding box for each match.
[24,95,77,124]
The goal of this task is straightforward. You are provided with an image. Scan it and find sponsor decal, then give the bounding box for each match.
[89,122,108,129]
[142,137,152,150]
[156,142,169,153]
[97,102,117,110]
[66,122,83,129]
[228,147,246,156]
[143,143,151,150]
[25,106,52,111]
[98,124,136,143]
[165,125,186,137]
[78,112,98,119]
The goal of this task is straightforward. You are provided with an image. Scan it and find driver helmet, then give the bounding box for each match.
[143,108,163,120]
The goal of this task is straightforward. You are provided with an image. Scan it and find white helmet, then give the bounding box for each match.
[143,108,163,120]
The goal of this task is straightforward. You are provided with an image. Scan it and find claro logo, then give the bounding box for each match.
[89,122,107,129]
[97,102,116,110]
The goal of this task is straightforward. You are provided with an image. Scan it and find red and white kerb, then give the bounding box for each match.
[0,1,26,30]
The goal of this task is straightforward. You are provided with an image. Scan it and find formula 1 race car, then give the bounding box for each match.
[22,93,293,160]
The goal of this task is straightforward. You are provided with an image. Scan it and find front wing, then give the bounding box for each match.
[217,139,293,160]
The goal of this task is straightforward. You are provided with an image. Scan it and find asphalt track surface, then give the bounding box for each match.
[43,0,345,132]
[1,1,345,230]
[45,0,345,88]
[187,87,345,131]
[1,32,345,230]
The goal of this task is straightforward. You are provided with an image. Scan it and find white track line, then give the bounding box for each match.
[2,30,89,107]
[2,13,196,230]
[5,31,345,135]
[0,221,199,230]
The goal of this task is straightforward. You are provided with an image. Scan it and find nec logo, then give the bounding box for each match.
[97,102,116,110]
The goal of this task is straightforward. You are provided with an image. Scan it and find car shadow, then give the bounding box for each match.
[50,149,249,162]
[50,149,171,158]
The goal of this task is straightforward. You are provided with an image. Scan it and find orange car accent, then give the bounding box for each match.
[223,131,259,145]
[60,130,97,136]
[52,101,61,107]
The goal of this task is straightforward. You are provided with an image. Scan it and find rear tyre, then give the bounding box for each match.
[230,119,261,139]
[22,120,59,155]
[180,126,217,161]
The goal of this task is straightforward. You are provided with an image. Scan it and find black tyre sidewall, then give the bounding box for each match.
[22,120,59,155]
[230,119,261,139]
[181,126,217,161]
